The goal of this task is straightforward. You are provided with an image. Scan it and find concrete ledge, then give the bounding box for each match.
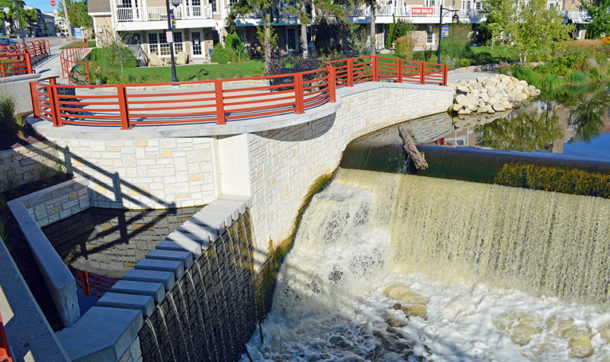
[146,249,193,269]
[0,237,70,361]
[97,293,155,317]
[57,306,143,361]
[123,269,175,291]
[110,280,166,304]
[6,198,80,327]
[134,259,185,280]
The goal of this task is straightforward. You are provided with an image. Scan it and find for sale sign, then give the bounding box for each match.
[412,7,434,15]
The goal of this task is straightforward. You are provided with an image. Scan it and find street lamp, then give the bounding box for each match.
[437,5,459,65]
[165,0,180,82]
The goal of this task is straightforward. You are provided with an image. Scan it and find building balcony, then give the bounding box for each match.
[349,5,482,24]
[114,4,215,31]
[564,10,589,24]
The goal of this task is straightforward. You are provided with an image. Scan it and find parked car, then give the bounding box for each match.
[0,38,19,53]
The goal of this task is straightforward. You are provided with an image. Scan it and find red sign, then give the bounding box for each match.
[412,7,434,15]
[50,0,56,6]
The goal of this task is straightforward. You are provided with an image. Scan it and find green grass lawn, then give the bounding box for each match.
[94,60,265,83]
[469,45,520,63]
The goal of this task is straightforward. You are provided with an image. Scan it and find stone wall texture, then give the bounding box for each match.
[19,178,90,227]
[246,85,453,261]
[0,141,63,192]
[52,138,216,209]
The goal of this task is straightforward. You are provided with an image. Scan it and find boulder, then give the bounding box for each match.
[384,285,429,320]
[492,103,505,112]
[568,335,594,358]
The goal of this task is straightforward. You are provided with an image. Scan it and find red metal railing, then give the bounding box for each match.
[70,266,120,299]
[60,40,90,84]
[0,52,32,77]
[31,55,447,129]
[0,310,13,362]
[3,39,51,64]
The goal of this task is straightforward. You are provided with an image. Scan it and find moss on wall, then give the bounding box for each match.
[495,163,610,198]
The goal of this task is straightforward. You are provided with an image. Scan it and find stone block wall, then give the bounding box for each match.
[0,141,63,193]
[52,138,216,209]
[18,178,90,227]
[138,211,256,362]
[247,84,453,260]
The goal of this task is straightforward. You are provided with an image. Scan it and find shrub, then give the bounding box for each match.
[89,46,137,68]
[211,45,234,64]
[441,24,473,60]
[495,163,610,198]
[566,71,587,83]
[386,16,413,49]
[0,96,18,132]
[395,35,414,57]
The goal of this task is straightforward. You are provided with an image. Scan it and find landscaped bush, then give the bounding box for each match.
[441,24,473,61]
[211,32,249,64]
[395,35,414,57]
[495,163,610,198]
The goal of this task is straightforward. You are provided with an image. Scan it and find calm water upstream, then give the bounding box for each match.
[243,82,610,361]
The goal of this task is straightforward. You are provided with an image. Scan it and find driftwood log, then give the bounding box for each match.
[398,124,428,170]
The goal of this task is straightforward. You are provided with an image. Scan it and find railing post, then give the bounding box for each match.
[397,59,403,83]
[442,64,448,86]
[1,63,5,77]
[24,52,32,74]
[214,79,226,125]
[294,73,305,114]
[48,78,63,127]
[30,81,40,117]
[347,58,354,87]
[117,85,131,129]
[372,56,378,82]
[419,62,425,85]
[327,67,336,103]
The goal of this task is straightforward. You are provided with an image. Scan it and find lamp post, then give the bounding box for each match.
[437,5,459,65]
[165,0,180,82]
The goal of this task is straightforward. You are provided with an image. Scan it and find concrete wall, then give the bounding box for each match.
[0,141,63,193]
[0,73,41,114]
[6,179,91,328]
[246,84,452,263]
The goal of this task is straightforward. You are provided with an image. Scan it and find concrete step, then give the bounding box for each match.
[110,280,166,304]
[122,269,175,291]
[134,259,184,280]
[146,249,193,269]
[97,292,154,317]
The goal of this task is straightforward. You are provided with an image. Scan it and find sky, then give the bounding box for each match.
[25,0,57,13]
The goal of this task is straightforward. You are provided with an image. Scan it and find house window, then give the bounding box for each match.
[426,26,435,45]
[148,32,182,56]
[211,0,217,12]
[174,31,183,53]
[425,0,435,6]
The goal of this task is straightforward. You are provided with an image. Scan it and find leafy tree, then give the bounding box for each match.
[482,0,573,62]
[480,0,514,48]
[583,0,610,38]
[57,0,92,29]
[0,0,38,36]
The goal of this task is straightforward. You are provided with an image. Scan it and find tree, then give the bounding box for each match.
[57,0,92,29]
[582,0,610,38]
[0,0,39,37]
[480,0,514,48]
[481,0,573,62]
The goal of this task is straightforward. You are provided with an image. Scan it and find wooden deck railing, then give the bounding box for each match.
[31,55,447,129]
[60,40,90,84]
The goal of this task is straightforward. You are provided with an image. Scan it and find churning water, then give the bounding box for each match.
[243,169,610,361]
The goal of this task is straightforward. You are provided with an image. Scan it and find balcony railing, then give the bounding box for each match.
[116,4,212,22]
[564,10,589,23]
[350,4,483,19]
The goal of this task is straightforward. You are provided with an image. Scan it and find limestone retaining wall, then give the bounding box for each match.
[0,140,63,193]
[246,84,453,260]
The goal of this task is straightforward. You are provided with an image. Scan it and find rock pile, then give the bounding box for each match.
[448,74,541,115]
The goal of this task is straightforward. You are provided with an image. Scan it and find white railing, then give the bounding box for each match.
[117,7,141,22]
[116,4,213,22]
[565,10,589,23]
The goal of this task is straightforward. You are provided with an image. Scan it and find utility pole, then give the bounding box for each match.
[61,0,72,40]
[165,0,179,82]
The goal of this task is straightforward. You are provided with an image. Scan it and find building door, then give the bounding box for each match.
[188,0,201,17]
[191,31,202,57]
[286,27,297,52]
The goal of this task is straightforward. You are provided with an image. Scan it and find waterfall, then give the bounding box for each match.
[244,168,610,361]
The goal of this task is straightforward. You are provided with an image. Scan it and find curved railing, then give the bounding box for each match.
[30,55,447,129]
[60,40,90,84]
